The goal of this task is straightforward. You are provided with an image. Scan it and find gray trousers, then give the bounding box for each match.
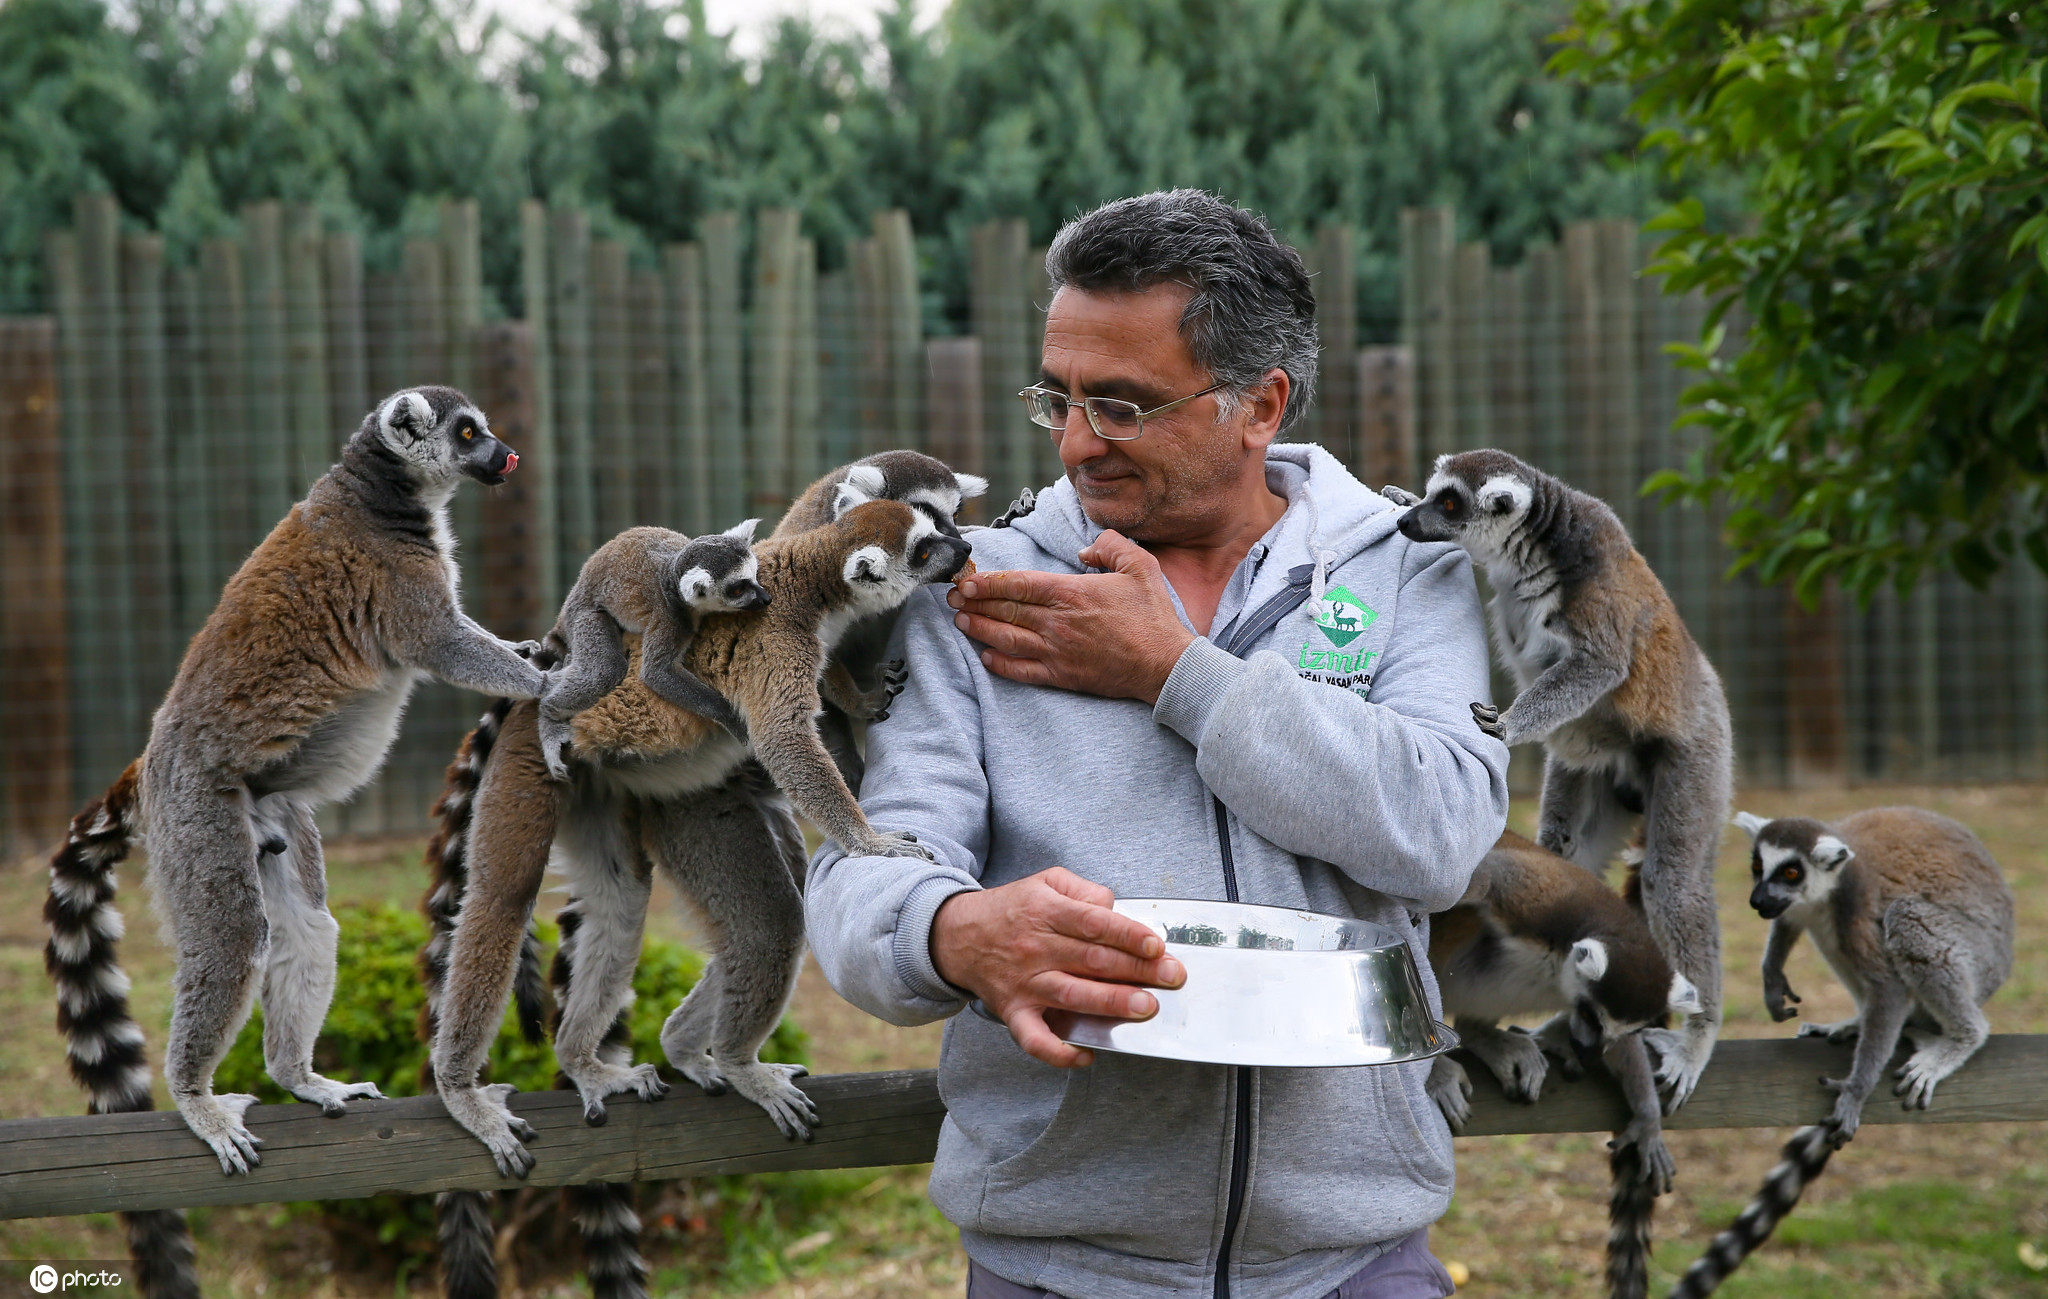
[965,1229,1456,1298]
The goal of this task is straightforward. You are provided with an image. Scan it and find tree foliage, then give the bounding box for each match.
[1557,2,2048,601]
[1,0,1662,323]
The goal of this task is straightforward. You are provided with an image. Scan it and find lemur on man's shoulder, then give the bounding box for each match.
[1391,449,1732,1113]
[44,388,544,1297]
[1665,806,2013,1298]
[1427,831,1700,1299]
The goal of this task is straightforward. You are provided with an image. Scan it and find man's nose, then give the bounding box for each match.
[1055,409,1111,467]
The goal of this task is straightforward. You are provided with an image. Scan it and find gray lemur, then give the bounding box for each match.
[43,388,546,1292]
[1391,450,1733,1112]
[430,496,970,1179]
[1427,831,1701,1299]
[1665,806,2013,1298]
[537,521,770,779]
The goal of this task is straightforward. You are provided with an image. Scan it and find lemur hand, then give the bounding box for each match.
[1471,702,1507,742]
[1380,484,1422,507]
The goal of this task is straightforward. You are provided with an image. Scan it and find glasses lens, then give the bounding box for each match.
[1022,388,1067,429]
[1086,398,1143,436]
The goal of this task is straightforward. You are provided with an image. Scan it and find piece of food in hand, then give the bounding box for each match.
[952,557,978,587]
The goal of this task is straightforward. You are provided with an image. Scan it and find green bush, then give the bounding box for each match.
[213,901,808,1269]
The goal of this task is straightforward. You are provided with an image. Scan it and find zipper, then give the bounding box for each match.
[1207,565,1314,1299]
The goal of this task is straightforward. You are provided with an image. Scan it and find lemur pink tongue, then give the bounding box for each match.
[503,451,519,473]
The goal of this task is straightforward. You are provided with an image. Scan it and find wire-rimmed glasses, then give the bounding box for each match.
[1016,380,1228,441]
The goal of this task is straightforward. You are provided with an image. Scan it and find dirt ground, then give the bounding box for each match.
[2,783,2044,1297]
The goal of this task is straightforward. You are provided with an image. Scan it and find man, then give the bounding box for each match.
[807,190,1509,1299]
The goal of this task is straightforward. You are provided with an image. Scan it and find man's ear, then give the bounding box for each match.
[1239,369,1289,448]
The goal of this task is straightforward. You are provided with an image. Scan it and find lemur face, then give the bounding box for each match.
[1560,936,1702,1056]
[377,386,520,486]
[1395,450,1534,559]
[1736,812,1852,920]
[838,500,973,606]
[673,520,771,614]
[831,452,988,538]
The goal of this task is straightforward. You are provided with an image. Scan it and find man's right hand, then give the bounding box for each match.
[931,867,1186,1068]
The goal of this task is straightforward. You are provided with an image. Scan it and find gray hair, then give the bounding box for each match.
[1044,189,1319,434]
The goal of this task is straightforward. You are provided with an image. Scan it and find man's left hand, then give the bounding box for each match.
[947,530,1195,704]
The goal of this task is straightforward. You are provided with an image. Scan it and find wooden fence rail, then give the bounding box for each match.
[5,1037,2045,1220]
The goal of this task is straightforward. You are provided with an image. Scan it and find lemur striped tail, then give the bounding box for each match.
[1606,1139,1656,1299]
[551,902,651,1299]
[44,759,200,1299]
[1667,1123,1839,1298]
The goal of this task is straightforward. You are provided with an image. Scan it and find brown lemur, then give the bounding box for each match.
[1426,832,1701,1299]
[1389,450,1733,1113]
[41,387,546,1293]
[1664,807,2013,1299]
[536,520,770,779]
[416,452,982,1299]
[429,490,972,1178]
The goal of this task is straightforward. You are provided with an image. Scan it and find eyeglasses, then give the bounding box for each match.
[1016,380,1228,441]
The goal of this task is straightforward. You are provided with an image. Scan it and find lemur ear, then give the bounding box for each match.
[1569,938,1609,983]
[382,391,432,443]
[1733,811,1769,841]
[954,472,989,499]
[842,543,888,585]
[724,518,760,544]
[1813,835,1854,869]
[1668,973,1703,1016]
[833,465,887,517]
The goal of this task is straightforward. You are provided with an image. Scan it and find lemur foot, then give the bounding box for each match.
[856,830,935,861]
[1379,484,1422,508]
[1610,1117,1676,1196]
[672,1051,729,1097]
[1893,1040,1971,1110]
[175,1091,264,1176]
[537,714,575,782]
[1529,1014,1585,1080]
[441,1082,538,1179]
[865,660,910,722]
[285,1075,386,1118]
[1797,1016,1861,1044]
[1470,702,1506,742]
[723,1061,818,1141]
[1818,1077,1867,1143]
[511,639,547,660]
[563,1060,670,1125]
[1426,1056,1473,1134]
[1644,1018,1717,1113]
[1466,1026,1550,1102]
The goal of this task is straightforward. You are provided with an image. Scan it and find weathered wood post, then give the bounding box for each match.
[0,317,71,856]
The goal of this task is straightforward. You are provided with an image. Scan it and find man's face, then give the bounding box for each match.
[1040,283,1276,543]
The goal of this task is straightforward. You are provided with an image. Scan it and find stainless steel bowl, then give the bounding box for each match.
[1060,898,1457,1068]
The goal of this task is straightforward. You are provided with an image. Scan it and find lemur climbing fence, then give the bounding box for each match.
[0,197,2038,855]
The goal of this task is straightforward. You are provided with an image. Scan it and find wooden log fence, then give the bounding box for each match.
[6,194,2048,851]
[5,1036,2045,1219]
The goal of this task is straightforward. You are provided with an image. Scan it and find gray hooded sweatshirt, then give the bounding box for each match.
[807,444,1511,1299]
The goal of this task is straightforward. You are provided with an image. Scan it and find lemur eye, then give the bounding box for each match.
[1783,866,1803,883]
[460,426,475,441]
[1440,496,1461,516]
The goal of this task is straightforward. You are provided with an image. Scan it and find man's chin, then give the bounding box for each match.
[1073,475,1150,534]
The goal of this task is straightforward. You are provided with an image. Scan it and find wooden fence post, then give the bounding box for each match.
[815,266,857,480]
[1398,207,1455,468]
[241,201,291,519]
[473,322,543,643]
[284,204,331,496]
[0,318,70,856]
[628,268,672,528]
[517,202,559,614]
[875,210,923,453]
[664,242,710,538]
[750,208,802,517]
[792,238,821,495]
[1356,346,1414,493]
[165,267,219,637]
[1451,241,1493,448]
[700,212,745,529]
[970,218,1032,506]
[589,238,631,537]
[1314,224,1358,470]
[925,336,984,512]
[850,234,886,458]
[120,233,178,716]
[550,209,595,568]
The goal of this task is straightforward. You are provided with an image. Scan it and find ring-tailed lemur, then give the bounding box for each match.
[431,497,969,1177]
[1426,831,1700,1299]
[1666,806,2013,1298]
[537,521,770,778]
[1390,450,1733,1112]
[419,452,983,1299]
[43,387,546,1296]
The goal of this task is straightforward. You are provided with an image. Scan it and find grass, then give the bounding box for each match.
[2,782,2043,1297]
